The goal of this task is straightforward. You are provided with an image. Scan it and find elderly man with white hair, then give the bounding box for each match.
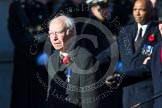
[46,15,102,108]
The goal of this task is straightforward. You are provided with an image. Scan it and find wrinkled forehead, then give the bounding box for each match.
[49,18,67,31]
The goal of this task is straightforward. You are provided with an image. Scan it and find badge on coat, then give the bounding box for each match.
[66,69,72,82]
[142,44,153,56]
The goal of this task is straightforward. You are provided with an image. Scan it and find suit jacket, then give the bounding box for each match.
[151,41,162,108]
[46,45,102,108]
[118,21,161,77]
[122,41,162,108]
[117,20,161,108]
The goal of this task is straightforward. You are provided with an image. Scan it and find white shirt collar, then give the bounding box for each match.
[135,23,149,41]
[60,52,68,57]
[137,23,148,37]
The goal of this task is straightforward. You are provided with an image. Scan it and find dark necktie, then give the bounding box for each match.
[134,28,143,51]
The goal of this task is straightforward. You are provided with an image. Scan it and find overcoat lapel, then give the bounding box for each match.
[131,23,138,52]
[132,24,138,42]
[51,51,60,73]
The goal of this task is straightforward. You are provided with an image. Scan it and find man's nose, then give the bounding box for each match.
[136,10,140,16]
[53,35,58,41]
[52,33,58,40]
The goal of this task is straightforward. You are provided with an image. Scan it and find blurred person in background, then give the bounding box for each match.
[8,0,49,108]
[146,15,162,108]
[150,0,158,20]
[83,0,112,57]
[108,0,134,31]
[78,0,123,108]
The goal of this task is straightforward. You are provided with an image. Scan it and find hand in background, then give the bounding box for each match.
[105,73,122,89]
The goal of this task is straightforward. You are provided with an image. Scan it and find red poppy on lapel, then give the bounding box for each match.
[62,55,70,64]
[148,33,155,42]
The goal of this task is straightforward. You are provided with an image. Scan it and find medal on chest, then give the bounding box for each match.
[142,44,153,56]
[66,69,72,82]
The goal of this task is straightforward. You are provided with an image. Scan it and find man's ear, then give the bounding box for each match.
[66,29,70,35]
[67,28,74,36]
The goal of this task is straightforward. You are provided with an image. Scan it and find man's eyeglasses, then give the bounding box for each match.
[48,28,68,38]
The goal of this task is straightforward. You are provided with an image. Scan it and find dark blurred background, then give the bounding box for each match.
[0,0,14,108]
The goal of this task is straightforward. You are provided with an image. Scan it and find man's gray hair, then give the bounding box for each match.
[48,15,75,29]
[64,16,75,29]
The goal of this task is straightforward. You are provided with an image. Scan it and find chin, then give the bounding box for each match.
[56,47,64,51]
[55,48,61,51]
